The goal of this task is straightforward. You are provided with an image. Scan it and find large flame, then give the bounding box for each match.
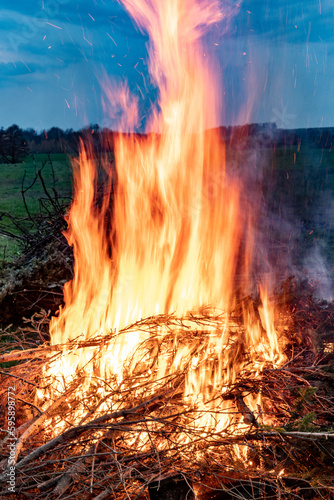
[44,0,286,449]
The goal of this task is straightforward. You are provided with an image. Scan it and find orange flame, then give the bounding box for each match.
[44,0,286,448]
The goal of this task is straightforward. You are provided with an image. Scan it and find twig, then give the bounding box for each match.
[0,371,38,387]
[0,345,60,363]
[11,386,76,466]
[92,488,111,500]
[0,392,169,479]
[16,398,43,415]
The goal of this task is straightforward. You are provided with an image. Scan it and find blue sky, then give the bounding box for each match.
[0,0,333,131]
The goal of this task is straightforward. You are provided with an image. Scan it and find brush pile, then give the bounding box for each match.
[0,158,73,326]
[1,280,334,500]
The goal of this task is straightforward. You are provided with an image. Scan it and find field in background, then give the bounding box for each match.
[227,143,334,297]
[0,145,333,289]
[0,154,72,258]
[269,144,334,273]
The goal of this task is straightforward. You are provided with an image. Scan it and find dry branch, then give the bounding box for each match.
[1,291,334,499]
[0,345,57,363]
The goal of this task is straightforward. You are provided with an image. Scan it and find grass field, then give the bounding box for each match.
[0,154,72,259]
[0,145,333,273]
[0,153,72,215]
[269,145,334,264]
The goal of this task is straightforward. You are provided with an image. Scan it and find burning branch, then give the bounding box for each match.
[1,298,334,498]
[235,395,259,427]
[1,0,334,498]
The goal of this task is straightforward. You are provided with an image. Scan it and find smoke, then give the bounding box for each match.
[301,243,334,302]
[223,128,292,295]
[224,126,334,303]
[260,134,334,302]
[298,191,334,302]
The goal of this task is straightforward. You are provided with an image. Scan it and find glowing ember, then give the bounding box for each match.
[40,0,287,453]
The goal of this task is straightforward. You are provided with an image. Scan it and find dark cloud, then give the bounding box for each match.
[0,0,333,130]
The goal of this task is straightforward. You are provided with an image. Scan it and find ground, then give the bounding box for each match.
[0,153,72,259]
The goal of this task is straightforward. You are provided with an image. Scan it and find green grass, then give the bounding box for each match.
[269,146,334,262]
[0,154,73,259]
[0,153,72,215]
[0,145,333,266]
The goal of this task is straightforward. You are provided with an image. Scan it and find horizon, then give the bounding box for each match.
[3,122,334,136]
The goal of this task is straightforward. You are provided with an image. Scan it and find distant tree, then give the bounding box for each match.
[17,124,117,156]
[0,125,28,163]
[47,127,63,141]
[22,128,37,142]
[0,128,7,162]
[37,138,58,154]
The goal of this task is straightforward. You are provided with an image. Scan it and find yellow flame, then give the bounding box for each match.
[42,0,287,452]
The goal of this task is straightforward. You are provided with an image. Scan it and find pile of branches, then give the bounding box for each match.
[1,285,334,500]
[0,151,115,327]
[0,155,73,326]
[0,147,116,327]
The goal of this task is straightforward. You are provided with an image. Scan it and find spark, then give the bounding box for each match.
[135,83,144,99]
[88,13,95,21]
[65,99,71,109]
[27,87,32,92]
[79,48,88,62]
[137,69,149,93]
[74,95,78,116]
[107,33,117,46]
[46,22,62,30]
[83,35,92,46]
[20,59,31,72]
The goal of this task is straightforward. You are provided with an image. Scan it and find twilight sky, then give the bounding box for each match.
[0,0,333,131]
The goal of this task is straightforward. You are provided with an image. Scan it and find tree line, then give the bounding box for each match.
[0,124,115,164]
[0,123,333,164]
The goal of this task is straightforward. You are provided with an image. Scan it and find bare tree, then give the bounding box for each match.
[0,124,28,163]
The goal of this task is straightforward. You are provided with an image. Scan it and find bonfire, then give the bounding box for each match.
[1,1,334,499]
